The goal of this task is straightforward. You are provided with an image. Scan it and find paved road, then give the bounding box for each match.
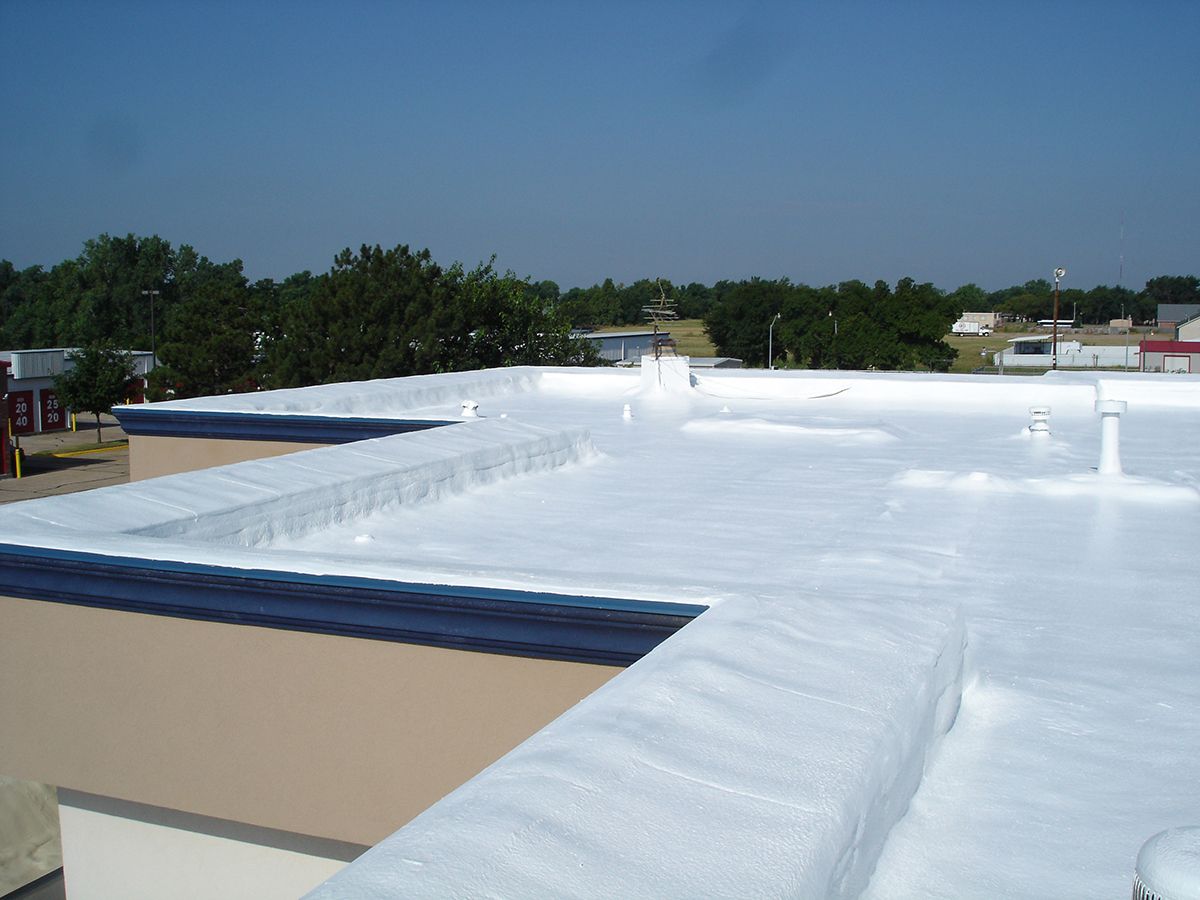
[1,415,130,505]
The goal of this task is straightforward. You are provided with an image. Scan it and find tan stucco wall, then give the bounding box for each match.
[0,596,619,845]
[129,435,329,480]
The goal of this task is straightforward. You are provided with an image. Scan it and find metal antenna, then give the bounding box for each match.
[642,280,679,361]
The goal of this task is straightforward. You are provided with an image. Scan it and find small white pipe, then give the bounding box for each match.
[1096,399,1127,475]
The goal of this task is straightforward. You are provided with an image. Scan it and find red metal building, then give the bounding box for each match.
[1140,340,1200,374]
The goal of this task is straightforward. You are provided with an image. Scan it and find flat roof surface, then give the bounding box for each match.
[5,362,1200,897]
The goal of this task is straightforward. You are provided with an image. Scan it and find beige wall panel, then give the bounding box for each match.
[129,435,328,480]
[0,596,618,845]
[59,799,351,900]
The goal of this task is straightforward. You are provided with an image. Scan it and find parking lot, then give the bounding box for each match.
[1,415,129,504]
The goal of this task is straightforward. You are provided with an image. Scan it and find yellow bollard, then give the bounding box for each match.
[71,411,77,432]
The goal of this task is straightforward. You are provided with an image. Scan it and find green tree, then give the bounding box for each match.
[1140,275,1200,324]
[1082,285,1137,324]
[53,345,136,442]
[676,282,716,320]
[779,278,958,372]
[267,245,598,388]
[529,280,560,303]
[557,278,623,328]
[778,284,839,368]
[268,244,453,385]
[989,279,1053,322]
[947,283,987,312]
[703,278,792,366]
[0,262,47,347]
[1,234,177,350]
[152,256,263,398]
[460,264,601,368]
[73,233,177,348]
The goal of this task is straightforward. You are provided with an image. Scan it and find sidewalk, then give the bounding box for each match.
[1,414,130,504]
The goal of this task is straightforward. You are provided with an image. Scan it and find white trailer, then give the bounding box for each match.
[952,321,991,336]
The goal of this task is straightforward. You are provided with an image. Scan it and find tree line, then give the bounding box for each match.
[0,235,600,400]
[2,234,1197,397]
[703,277,963,371]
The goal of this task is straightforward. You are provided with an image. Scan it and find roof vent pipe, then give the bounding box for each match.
[1028,406,1051,435]
[1133,826,1200,900]
[622,404,633,421]
[1096,399,1127,475]
[461,401,479,418]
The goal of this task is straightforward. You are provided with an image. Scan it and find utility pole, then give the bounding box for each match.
[768,312,781,369]
[142,290,160,368]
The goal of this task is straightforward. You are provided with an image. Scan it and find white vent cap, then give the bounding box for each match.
[1135,826,1200,900]
[1029,406,1051,434]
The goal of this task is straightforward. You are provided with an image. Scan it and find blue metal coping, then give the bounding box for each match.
[113,408,453,443]
[0,545,706,667]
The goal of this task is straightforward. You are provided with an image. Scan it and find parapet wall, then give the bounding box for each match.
[310,591,966,899]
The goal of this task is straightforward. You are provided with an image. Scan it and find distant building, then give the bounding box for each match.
[580,330,670,363]
[1157,304,1200,331]
[1140,340,1200,373]
[1176,314,1200,342]
[994,336,1139,369]
[0,348,155,436]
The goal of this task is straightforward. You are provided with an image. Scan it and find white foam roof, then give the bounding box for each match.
[7,361,1200,897]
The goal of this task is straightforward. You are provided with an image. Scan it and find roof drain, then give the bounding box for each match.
[1133,826,1200,900]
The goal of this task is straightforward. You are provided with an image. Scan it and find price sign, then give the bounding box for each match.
[9,390,35,434]
[40,388,67,432]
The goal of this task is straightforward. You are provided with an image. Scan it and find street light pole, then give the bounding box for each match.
[828,310,838,369]
[1052,268,1065,370]
[141,289,160,368]
[768,312,781,369]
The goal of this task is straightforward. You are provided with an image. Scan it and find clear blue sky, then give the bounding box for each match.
[2,1,1196,293]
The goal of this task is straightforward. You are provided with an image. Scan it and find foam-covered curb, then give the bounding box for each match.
[122,367,546,417]
[307,591,965,899]
[2,419,592,548]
